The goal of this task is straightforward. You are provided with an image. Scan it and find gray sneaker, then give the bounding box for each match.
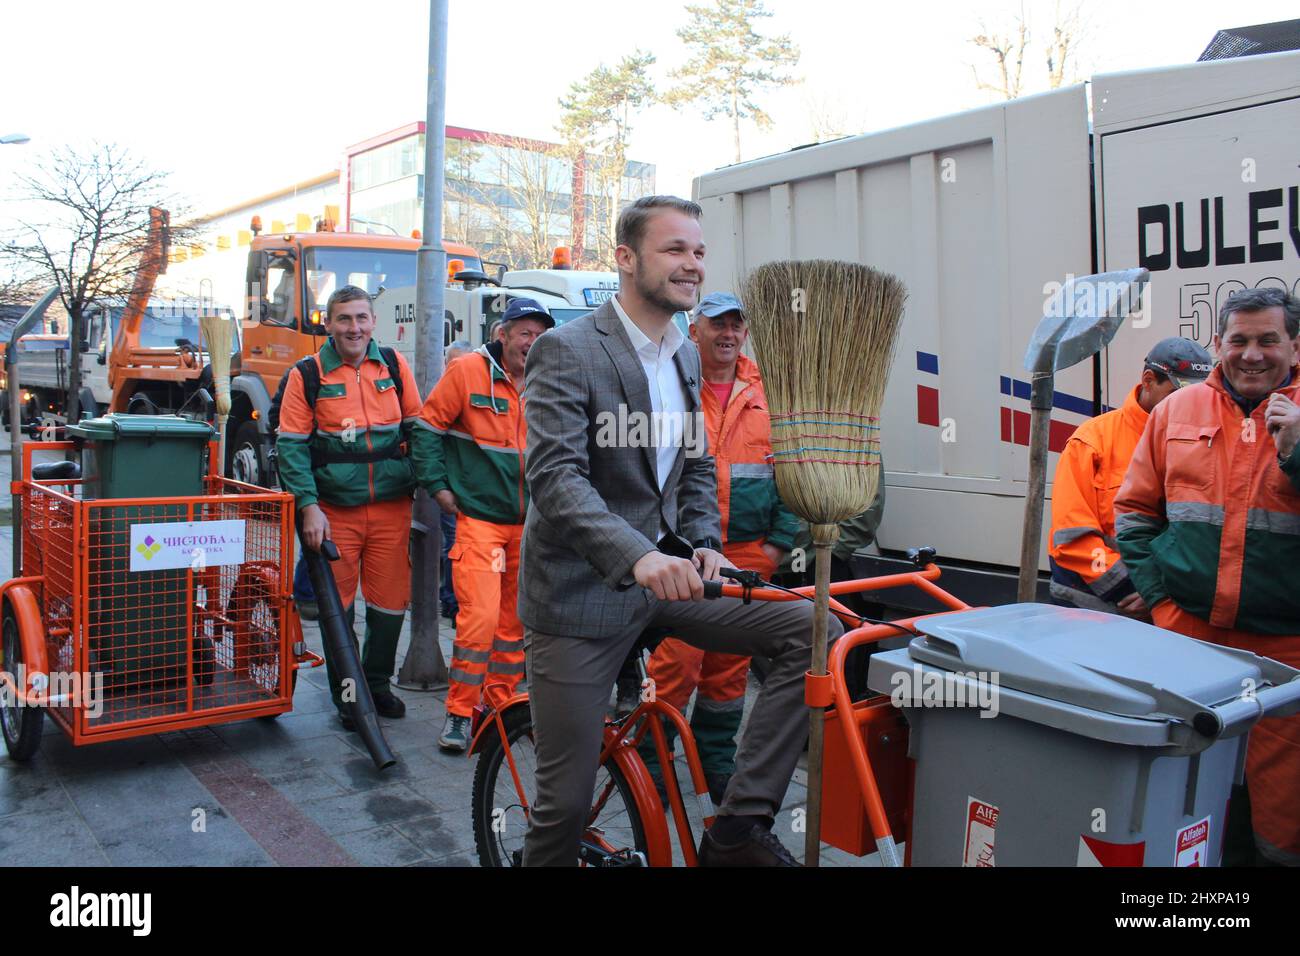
[439,714,471,753]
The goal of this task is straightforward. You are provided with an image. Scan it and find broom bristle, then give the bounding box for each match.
[199,314,235,418]
[742,260,907,525]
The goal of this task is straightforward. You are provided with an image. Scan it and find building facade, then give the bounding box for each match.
[347,123,655,270]
[161,122,654,307]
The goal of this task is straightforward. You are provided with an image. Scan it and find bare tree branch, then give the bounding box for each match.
[0,142,188,421]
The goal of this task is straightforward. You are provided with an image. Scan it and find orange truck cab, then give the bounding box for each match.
[226,230,485,486]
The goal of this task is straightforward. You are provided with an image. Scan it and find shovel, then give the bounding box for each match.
[1017,268,1149,603]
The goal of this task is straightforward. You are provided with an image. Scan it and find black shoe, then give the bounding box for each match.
[337,710,357,732]
[698,824,799,867]
[296,600,319,622]
[372,690,406,719]
[705,773,732,807]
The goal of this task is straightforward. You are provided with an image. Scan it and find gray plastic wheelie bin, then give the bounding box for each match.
[866,602,1300,866]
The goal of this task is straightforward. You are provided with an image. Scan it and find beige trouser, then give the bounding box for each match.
[522,593,840,867]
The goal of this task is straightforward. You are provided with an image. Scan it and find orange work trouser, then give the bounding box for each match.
[319,497,412,614]
[447,514,525,717]
[1154,600,1300,865]
[648,540,777,712]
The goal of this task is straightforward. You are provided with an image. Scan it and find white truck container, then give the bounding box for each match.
[693,50,1300,608]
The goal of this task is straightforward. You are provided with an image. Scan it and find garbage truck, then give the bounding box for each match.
[692,47,1300,608]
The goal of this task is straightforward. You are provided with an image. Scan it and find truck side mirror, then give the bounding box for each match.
[245,250,269,325]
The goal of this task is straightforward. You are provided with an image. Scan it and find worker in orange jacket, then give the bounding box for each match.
[1115,288,1300,866]
[1049,337,1212,614]
[644,292,800,804]
[277,285,427,729]
[416,298,554,752]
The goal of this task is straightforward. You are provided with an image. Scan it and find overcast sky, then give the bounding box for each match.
[1,0,1296,221]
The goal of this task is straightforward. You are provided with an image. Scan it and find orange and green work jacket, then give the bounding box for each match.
[1048,385,1146,611]
[1114,364,1300,635]
[416,342,528,525]
[705,354,800,552]
[276,338,425,510]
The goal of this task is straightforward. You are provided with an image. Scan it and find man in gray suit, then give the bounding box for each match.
[520,195,840,866]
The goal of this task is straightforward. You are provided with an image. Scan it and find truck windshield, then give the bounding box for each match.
[304,248,484,313]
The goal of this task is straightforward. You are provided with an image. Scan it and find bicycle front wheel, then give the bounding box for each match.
[470,704,650,867]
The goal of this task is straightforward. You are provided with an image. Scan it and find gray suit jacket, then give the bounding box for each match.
[519,301,722,638]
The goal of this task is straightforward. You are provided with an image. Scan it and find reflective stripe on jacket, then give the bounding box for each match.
[706,353,799,551]
[1048,385,1145,610]
[1114,364,1300,634]
[276,338,423,510]
[415,342,528,525]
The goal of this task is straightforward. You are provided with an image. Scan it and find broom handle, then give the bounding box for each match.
[805,523,838,867]
[1017,373,1054,603]
[216,413,228,480]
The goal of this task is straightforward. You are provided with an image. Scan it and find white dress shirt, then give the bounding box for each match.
[612,295,689,540]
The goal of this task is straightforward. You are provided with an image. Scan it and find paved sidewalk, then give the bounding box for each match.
[0,436,880,867]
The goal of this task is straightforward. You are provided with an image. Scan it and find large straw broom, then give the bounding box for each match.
[742,260,906,867]
[198,314,235,478]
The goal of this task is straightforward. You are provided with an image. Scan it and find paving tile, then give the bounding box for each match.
[320,749,422,794]
[393,807,477,860]
[36,733,177,778]
[92,805,273,866]
[0,766,75,818]
[411,852,474,867]
[334,825,429,866]
[61,761,213,830]
[259,766,348,805]
[0,807,109,866]
[298,784,439,837]
[234,729,361,778]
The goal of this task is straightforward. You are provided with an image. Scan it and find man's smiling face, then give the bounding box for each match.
[1213,306,1297,400]
[623,209,705,315]
[325,296,376,366]
[690,310,747,372]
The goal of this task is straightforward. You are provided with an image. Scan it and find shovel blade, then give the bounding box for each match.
[1024,268,1149,374]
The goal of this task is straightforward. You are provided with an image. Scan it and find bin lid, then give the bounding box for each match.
[69,413,214,441]
[906,604,1261,722]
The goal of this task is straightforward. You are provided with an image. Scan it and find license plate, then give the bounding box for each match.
[583,288,616,307]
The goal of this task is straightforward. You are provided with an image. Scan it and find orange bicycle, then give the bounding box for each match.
[467,552,972,867]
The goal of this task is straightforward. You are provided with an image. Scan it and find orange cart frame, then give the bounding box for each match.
[2,440,322,751]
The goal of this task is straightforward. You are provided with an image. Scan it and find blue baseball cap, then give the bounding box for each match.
[694,291,745,320]
[502,297,554,328]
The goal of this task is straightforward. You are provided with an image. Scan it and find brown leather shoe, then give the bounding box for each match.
[698,824,800,867]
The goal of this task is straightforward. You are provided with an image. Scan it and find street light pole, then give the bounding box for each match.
[398,0,450,690]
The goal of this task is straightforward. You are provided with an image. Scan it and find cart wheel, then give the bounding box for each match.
[257,670,298,721]
[1,607,45,762]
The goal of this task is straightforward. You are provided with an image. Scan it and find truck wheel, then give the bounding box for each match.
[228,419,266,487]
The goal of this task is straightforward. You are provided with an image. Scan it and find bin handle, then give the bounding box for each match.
[1211,678,1300,740]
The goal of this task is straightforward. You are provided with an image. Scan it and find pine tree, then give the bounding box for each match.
[666,0,800,164]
